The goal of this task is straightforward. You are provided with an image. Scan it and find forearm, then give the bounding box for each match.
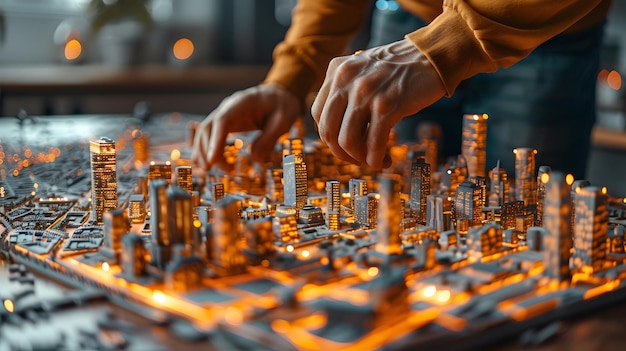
[264,0,372,102]
[405,0,608,96]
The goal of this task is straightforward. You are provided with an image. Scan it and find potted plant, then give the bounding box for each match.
[86,0,153,66]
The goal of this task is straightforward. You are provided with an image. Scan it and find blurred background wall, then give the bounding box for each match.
[0,0,625,193]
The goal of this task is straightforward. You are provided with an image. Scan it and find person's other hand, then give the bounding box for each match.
[192,83,302,171]
[311,38,446,170]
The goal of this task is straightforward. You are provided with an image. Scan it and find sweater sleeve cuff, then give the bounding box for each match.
[263,43,319,104]
[405,6,497,96]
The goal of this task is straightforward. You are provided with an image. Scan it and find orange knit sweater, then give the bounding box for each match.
[264,0,611,99]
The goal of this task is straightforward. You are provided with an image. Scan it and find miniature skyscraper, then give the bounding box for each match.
[90,137,118,224]
[427,194,451,233]
[349,178,368,211]
[150,179,171,268]
[461,113,488,177]
[375,175,403,255]
[355,194,378,229]
[149,161,173,186]
[211,182,225,207]
[488,161,509,207]
[571,186,608,273]
[167,186,192,248]
[212,198,246,274]
[102,208,127,263]
[542,171,572,283]
[326,180,341,230]
[536,166,551,227]
[175,166,193,193]
[409,158,430,224]
[283,153,308,215]
[454,180,483,227]
[514,148,537,211]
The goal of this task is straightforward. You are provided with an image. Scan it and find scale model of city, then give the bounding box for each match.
[2,113,626,350]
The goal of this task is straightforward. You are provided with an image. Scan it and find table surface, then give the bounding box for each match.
[1,114,626,351]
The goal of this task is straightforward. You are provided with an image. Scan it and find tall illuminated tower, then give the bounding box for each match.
[536,166,551,227]
[355,194,377,229]
[514,148,537,210]
[571,186,608,273]
[375,174,403,255]
[427,194,451,233]
[102,208,127,263]
[349,178,368,211]
[454,180,483,227]
[461,113,488,177]
[409,158,430,224]
[542,172,573,283]
[167,186,192,248]
[211,183,225,207]
[266,168,283,202]
[149,161,172,186]
[326,180,341,213]
[150,179,170,268]
[570,179,590,237]
[90,137,118,224]
[326,180,341,230]
[212,198,246,274]
[283,153,308,214]
[175,166,193,193]
[488,161,509,207]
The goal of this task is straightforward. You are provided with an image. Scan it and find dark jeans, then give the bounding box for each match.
[368,6,603,178]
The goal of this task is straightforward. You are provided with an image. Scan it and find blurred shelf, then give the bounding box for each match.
[592,125,626,150]
[0,64,269,94]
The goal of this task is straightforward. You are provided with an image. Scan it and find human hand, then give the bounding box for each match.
[311,38,446,170]
[192,83,302,171]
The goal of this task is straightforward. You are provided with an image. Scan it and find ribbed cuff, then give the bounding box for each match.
[405,6,497,96]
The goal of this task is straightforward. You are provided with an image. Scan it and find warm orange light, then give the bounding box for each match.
[286,245,294,253]
[423,285,436,298]
[173,38,194,60]
[224,306,243,326]
[367,266,379,277]
[301,250,310,258]
[102,262,110,272]
[33,183,39,189]
[153,290,166,304]
[623,198,626,204]
[540,173,550,184]
[601,186,608,195]
[3,299,14,313]
[566,174,574,186]
[193,219,202,228]
[170,149,181,161]
[598,69,609,84]
[436,290,451,303]
[607,70,622,91]
[234,139,244,149]
[12,169,19,177]
[64,39,82,60]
